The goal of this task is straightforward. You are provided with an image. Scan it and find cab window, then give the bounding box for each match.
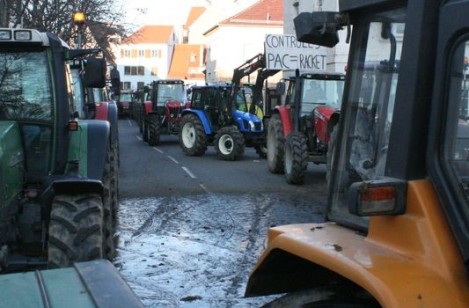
[329,8,406,230]
[444,39,469,224]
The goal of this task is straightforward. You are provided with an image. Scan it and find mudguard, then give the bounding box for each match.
[95,102,118,143]
[245,180,469,307]
[0,260,143,308]
[313,105,338,142]
[275,105,293,136]
[94,102,109,121]
[67,120,110,181]
[182,109,213,134]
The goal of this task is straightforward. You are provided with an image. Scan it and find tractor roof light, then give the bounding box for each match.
[348,178,407,216]
[14,30,32,41]
[0,29,12,40]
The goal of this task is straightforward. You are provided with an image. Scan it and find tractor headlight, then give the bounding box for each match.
[249,121,255,131]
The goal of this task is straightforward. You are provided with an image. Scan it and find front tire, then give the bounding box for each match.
[214,126,245,161]
[48,193,104,268]
[284,132,308,185]
[179,114,207,156]
[267,114,285,173]
[148,114,161,146]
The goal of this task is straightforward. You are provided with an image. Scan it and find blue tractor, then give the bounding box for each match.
[179,84,265,160]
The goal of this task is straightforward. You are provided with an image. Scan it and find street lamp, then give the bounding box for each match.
[73,12,85,48]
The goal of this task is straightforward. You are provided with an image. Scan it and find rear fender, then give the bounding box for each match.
[52,178,103,195]
[67,120,110,181]
[246,180,469,307]
[95,102,118,143]
[313,106,337,142]
[0,260,143,307]
[182,109,212,134]
[144,101,153,114]
[95,102,109,121]
[275,105,292,136]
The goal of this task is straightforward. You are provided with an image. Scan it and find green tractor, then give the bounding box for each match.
[0,28,118,271]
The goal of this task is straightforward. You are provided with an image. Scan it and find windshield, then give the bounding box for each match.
[235,86,253,111]
[120,93,132,102]
[329,9,406,230]
[0,51,53,121]
[156,83,185,106]
[301,78,345,113]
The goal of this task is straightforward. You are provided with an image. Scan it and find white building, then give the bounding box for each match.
[283,0,349,76]
[113,25,176,91]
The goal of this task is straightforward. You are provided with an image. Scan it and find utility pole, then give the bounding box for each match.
[73,11,85,48]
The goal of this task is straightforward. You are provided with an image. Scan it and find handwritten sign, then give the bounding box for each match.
[264,34,328,70]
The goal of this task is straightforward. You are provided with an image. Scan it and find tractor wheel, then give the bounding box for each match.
[214,126,245,161]
[102,149,117,259]
[326,124,338,188]
[179,114,208,156]
[267,114,285,174]
[255,144,267,159]
[261,286,379,307]
[284,132,308,185]
[137,107,143,133]
[48,193,104,268]
[142,116,149,142]
[148,114,161,146]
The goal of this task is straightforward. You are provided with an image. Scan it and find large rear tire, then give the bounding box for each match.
[179,114,207,156]
[214,126,245,161]
[48,193,104,268]
[148,114,161,146]
[284,132,308,185]
[267,114,285,173]
[102,149,117,259]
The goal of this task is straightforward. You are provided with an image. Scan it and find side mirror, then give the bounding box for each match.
[294,11,344,47]
[276,82,286,95]
[84,57,106,88]
[110,68,121,95]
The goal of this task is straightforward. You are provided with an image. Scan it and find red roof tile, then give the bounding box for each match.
[168,44,206,79]
[221,0,283,25]
[124,25,174,44]
[184,7,206,29]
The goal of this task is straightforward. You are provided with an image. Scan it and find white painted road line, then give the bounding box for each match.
[136,136,142,141]
[199,183,210,194]
[152,147,164,154]
[127,119,133,126]
[182,166,197,179]
[167,155,179,164]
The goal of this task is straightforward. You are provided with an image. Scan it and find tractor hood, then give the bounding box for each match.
[233,110,263,133]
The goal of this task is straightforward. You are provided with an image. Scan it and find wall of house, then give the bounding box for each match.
[114,41,175,91]
[283,0,348,77]
[205,25,284,84]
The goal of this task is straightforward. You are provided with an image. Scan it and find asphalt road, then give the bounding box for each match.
[115,118,329,307]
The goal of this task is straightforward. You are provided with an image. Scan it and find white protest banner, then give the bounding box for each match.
[264,34,328,70]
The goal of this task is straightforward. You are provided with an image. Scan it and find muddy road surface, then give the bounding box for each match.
[114,118,329,307]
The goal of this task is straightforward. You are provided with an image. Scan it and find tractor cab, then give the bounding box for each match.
[246,0,469,306]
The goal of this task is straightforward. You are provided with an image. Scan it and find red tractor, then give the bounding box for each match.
[137,79,187,145]
[267,72,345,184]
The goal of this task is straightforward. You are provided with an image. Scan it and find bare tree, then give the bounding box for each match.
[0,0,128,65]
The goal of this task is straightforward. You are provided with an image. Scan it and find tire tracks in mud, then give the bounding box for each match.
[130,197,194,238]
[224,193,275,298]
